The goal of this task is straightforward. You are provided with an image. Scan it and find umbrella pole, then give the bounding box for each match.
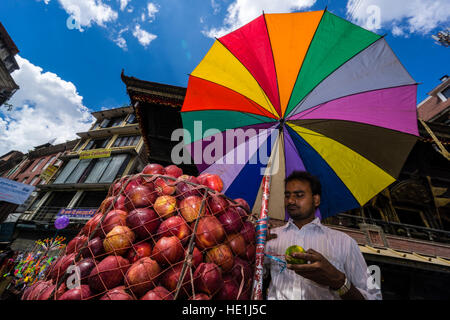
[251,174,271,300]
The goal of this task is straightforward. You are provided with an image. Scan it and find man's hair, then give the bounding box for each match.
[285,171,322,196]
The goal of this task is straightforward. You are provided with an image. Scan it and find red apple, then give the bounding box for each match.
[126,242,152,264]
[66,235,88,254]
[113,195,128,211]
[206,244,234,273]
[207,195,229,216]
[100,286,134,300]
[49,253,76,281]
[126,207,160,239]
[195,216,226,249]
[189,293,211,300]
[240,221,256,243]
[230,257,253,291]
[225,233,247,258]
[216,275,241,300]
[142,163,166,175]
[246,243,256,262]
[235,207,249,221]
[157,215,191,245]
[160,263,192,298]
[186,246,203,269]
[193,262,223,296]
[152,236,184,266]
[58,285,92,300]
[153,195,177,219]
[123,176,144,195]
[140,286,174,300]
[154,177,176,196]
[76,258,97,284]
[179,195,206,223]
[175,180,202,200]
[125,257,161,297]
[103,225,136,256]
[197,173,211,185]
[233,198,250,213]
[28,280,52,300]
[81,213,103,238]
[81,236,105,259]
[101,209,128,235]
[88,255,130,292]
[203,174,223,192]
[218,207,243,234]
[165,165,183,178]
[125,185,157,211]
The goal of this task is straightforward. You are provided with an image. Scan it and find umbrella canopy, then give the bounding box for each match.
[181,10,419,220]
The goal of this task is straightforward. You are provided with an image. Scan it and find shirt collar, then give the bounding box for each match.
[282,217,325,232]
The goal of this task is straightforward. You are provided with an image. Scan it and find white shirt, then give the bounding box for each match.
[264,217,382,300]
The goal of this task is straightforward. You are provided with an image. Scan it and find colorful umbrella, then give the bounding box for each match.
[181,10,419,298]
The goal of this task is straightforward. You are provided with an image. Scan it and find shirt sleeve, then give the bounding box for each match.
[343,237,383,300]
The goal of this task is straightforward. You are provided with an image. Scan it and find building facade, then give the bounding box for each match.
[11,106,145,251]
[0,21,19,107]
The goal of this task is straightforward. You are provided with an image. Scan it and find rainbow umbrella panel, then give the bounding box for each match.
[181,10,419,220]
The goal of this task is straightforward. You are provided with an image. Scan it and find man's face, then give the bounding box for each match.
[284,179,320,220]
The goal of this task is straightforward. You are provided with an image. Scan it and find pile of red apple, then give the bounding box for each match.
[23,163,256,300]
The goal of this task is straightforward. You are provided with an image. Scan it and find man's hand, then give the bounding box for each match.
[266,221,280,241]
[286,248,345,289]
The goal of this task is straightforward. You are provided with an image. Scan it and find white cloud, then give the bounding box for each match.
[211,0,221,15]
[346,0,450,36]
[203,0,316,38]
[147,2,159,22]
[119,0,130,11]
[113,27,129,50]
[0,56,95,156]
[56,0,118,31]
[132,24,157,47]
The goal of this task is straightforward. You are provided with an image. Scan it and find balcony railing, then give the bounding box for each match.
[327,213,450,244]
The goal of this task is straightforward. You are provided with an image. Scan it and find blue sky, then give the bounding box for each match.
[0,0,449,155]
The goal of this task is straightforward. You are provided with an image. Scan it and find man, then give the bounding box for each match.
[264,171,382,300]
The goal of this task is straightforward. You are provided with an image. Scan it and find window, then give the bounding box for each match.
[54,159,80,184]
[33,191,77,222]
[65,159,92,184]
[31,158,45,172]
[42,156,57,171]
[442,86,450,100]
[99,154,128,183]
[113,135,140,147]
[30,177,40,185]
[84,138,111,150]
[29,192,47,211]
[76,191,108,209]
[126,113,137,124]
[53,155,129,184]
[108,116,124,127]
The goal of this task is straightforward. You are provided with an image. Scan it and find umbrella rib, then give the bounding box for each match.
[284,16,384,119]
[263,12,282,118]
[214,38,281,119]
[287,83,419,121]
[184,75,279,122]
[283,9,327,118]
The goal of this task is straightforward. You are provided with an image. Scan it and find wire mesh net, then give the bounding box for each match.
[22,165,257,300]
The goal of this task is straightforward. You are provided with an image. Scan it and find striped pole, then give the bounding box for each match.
[251,174,271,300]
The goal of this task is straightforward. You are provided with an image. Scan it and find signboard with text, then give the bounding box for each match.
[40,165,58,181]
[57,208,97,220]
[0,177,35,205]
[79,149,111,159]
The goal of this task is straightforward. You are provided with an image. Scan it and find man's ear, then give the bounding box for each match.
[313,194,321,208]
